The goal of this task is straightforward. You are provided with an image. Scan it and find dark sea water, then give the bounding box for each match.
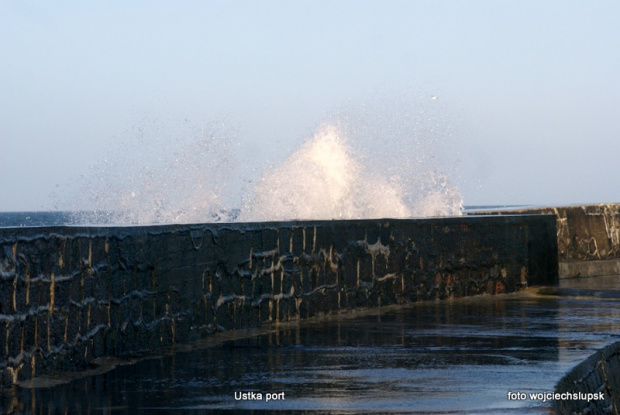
[0,209,240,227]
[0,207,519,227]
[2,211,620,414]
[3,288,620,414]
[0,211,73,227]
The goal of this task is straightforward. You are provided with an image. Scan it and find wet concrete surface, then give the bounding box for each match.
[3,276,620,414]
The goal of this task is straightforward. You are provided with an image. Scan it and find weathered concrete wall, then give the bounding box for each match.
[470,204,620,278]
[0,215,557,388]
[554,340,620,415]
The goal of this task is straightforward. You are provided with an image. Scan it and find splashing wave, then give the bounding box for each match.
[241,124,461,221]
[66,118,462,224]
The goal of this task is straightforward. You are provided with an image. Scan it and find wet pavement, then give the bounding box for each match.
[3,276,620,414]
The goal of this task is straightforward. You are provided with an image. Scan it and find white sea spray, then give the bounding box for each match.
[64,100,463,224]
[241,123,460,221]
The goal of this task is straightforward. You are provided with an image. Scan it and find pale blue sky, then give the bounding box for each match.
[1,1,619,211]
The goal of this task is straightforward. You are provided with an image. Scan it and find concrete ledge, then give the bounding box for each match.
[560,259,620,279]
[0,215,557,388]
[555,340,620,415]
[470,204,620,278]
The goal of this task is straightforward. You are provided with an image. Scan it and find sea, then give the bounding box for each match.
[0,211,74,227]
[0,205,528,227]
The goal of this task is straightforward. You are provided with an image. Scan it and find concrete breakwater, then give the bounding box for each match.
[0,215,557,388]
[554,340,620,415]
[470,204,620,278]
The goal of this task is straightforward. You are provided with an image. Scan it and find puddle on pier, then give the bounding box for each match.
[3,276,620,414]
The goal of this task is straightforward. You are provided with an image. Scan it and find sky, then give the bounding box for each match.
[1,1,619,212]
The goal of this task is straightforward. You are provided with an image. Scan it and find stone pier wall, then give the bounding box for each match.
[470,204,620,278]
[554,340,620,415]
[0,215,557,388]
